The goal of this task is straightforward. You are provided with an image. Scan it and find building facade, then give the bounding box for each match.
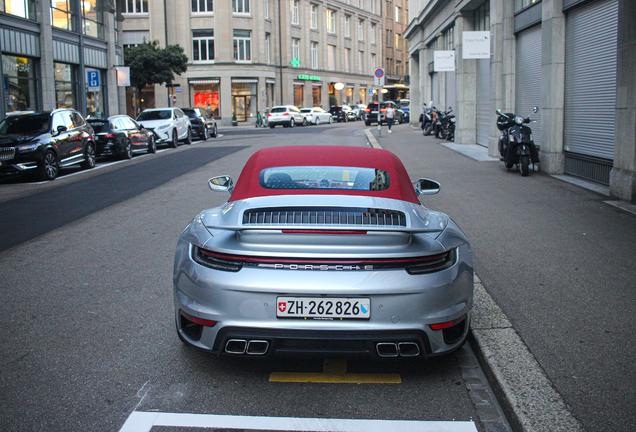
[383,0,409,101]
[122,0,384,125]
[406,0,636,202]
[0,0,124,119]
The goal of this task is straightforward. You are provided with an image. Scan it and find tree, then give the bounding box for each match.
[124,40,188,111]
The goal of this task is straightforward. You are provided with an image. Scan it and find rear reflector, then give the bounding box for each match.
[430,317,464,331]
[180,310,216,327]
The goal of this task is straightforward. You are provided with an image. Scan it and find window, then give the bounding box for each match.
[310,4,317,29]
[443,26,454,50]
[395,60,401,76]
[386,29,390,46]
[2,0,36,20]
[371,23,376,44]
[328,44,336,70]
[358,20,364,41]
[54,62,76,109]
[265,33,271,64]
[193,30,215,62]
[232,0,250,14]
[371,0,376,14]
[192,0,213,13]
[82,0,104,39]
[291,0,299,25]
[344,15,351,38]
[264,0,268,18]
[233,30,252,61]
[311,42,318,69]
[395,6,400,23]
[124,0,148,13]
[292,38,300,63]
[326,9,335,33]
[395,33,400,50]
[260,167,391,191]
[371,53,376,71]
[2,56,37,113]
[473,1,490,31]
[51,0,75,31]
[359,50,364,73]
[515,0,538,13]
[344,48,351,73]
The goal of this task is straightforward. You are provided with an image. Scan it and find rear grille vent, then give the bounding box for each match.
[242,207,407,227]
[0,147,15,161]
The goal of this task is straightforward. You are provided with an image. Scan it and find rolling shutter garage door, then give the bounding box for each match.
[564,0,618,184]
[475,59,491,147]
[515,25,542,149]
[445,71,456,112]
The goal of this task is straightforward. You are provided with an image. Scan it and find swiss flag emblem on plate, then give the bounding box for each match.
[278,302,287,312]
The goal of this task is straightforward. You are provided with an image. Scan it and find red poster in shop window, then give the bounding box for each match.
[194,92,219,110]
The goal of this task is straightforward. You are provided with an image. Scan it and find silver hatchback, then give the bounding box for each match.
[268,105,307,128]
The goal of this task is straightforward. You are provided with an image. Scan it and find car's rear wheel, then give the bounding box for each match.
[39,150,58,181]
[170,130,178,148]
[148,135,156,153]
[329,117,333,124]
[211,125,217,137]
[81,142,96,169]
[184,128,192,145]
[122,140,133,159]
[315,118,320,126]
[302,117,308,126]
[270,124,275,128]
[290,118,295,128]
[365,121,371,126]
[202,127,209,141]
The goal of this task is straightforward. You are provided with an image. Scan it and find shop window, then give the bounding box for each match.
[1,0,36,20]
[231,81,256,121]
[54,62,76,109]
[85,69,105,118]
[312,86,321,107]
[294,84,303,108]
[2,55,37,113]
[192,82,220,117]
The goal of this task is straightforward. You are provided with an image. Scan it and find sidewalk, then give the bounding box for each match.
[366,125,636,432]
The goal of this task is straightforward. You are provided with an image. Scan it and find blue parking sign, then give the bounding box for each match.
[87,70,100,90]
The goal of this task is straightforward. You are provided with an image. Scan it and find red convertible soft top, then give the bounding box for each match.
[229,146,420,204]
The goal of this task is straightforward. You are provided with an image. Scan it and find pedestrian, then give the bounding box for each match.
[385,103,395,133]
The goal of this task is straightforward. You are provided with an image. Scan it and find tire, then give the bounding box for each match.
[170,130,178,148]
[81,142,96,169]
[505,161,514,170]
[184,128,192,145]
[148,135,156,154]
[202,127,209,141]
[302,117,308,126]
[315,118,321,126]
[122,140,133,159]
[269,124,275,128]
[39,150,58,181]
[520,155,530,177]
[329,117,333,124]
[289,118,295,128]
[423,124,433,136]
[365,121,371,126]
[211,125,217,138]
[436,127,445,139]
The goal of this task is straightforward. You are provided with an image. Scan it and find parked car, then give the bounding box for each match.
[0,109,96,180]
[351,104,367,121]
[300,107,333,125]
[136,107,191,148]
[329,105,356,122]
[268,105,307,128]
[173,145,473,359]
[401,106,411,123]
[182,107,217,140]
[364,101,405,125]
[87,115,155,159]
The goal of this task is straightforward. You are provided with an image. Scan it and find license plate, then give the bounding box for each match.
[277,297,370,319]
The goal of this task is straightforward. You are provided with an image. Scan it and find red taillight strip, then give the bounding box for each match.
[180,310,217,327]
[282,230,367,235]
[430,316,464,331]
[199,247,449,265]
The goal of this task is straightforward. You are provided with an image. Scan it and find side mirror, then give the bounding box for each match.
[415,178,441,196]
[56,125,68,134]
[496,109,502,115]
[208,176,234,194]
[533,106,539,113]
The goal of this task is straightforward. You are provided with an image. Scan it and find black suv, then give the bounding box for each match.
[364,101,405,126]
[87,115,156,159]
[0,109,96,180]
[182,108,217,140]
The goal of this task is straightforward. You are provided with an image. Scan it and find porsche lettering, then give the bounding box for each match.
[258,263,374,271]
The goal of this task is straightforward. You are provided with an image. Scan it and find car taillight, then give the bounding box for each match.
[180,310,217,327]
[283,113,290,116]
[268,113,272,117]
[104,133,118,139]
[365,109,371,112]
[380,109,386,112]
[430,316,464,331]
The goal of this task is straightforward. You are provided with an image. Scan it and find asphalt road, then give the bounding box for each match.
[375,125,636,432]
[0,123,509,432]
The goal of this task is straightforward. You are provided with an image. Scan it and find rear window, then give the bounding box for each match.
[259,166,390,191]
[182,109,200,119]
[87,120,109,133]
[300,109,311,113]
[270,107,288,113]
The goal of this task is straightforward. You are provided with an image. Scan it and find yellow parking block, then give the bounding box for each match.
[269,359,401,384]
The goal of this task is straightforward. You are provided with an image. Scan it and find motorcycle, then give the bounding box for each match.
[496,107,540,176]
[423,107,440,136]
[435,107,455,141]
[420,104,434,134]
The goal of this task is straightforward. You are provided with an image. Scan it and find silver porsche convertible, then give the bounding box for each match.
[173,145,473,359]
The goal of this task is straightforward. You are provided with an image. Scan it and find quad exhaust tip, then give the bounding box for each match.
[376,342,421,358]
[225,339,269,355]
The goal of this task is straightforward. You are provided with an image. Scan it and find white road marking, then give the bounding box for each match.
[119,412,477,432]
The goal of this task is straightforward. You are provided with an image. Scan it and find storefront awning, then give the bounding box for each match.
[266,79,276,84]
[189,79,219,84]
[232,78,258,83]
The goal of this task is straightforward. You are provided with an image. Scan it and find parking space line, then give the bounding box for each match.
[269,359,401,384]
[119,412,478,432]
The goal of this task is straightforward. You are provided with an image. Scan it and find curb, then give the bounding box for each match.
[366,128,584,432]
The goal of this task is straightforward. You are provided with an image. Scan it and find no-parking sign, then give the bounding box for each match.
[374,68,385,86]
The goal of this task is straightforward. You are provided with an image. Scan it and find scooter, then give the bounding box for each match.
[423,107,440,136]
[420,104,434,134]
[435,107,454,140]
[496,107,540,176]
